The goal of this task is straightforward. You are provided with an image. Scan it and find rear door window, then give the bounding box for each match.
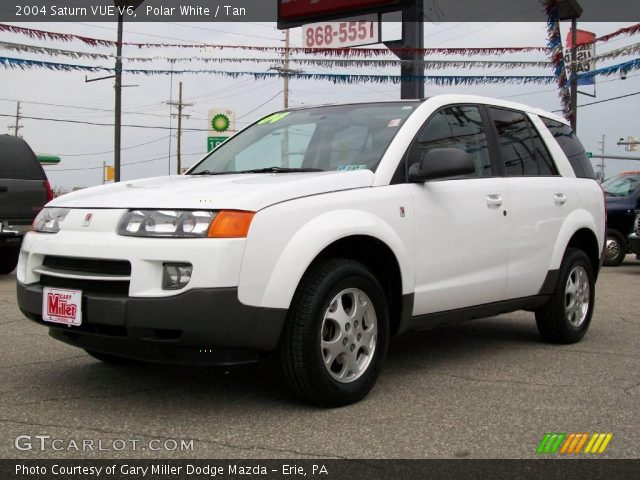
[489,108,557,177]
[541,117,595,179]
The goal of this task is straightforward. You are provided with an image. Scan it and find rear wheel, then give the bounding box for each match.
[279,258,389,407]
[603,229,626,266]
[0,246,20,275]
[535,248,595,344]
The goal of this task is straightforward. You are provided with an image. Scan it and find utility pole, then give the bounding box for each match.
[111,1,144,182]
[570,19,578,132]
[167,82,192,175]
[270,29,301,167]
[270,29,300,109]
[114,10,123,183]
[8,101,23,137]
[284,29,290,109]
[596,134,606,182]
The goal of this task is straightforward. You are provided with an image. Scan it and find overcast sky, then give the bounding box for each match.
[1,19,639,189]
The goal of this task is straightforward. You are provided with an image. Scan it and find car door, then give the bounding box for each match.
[486,107,568,299]
[410,105,510,315]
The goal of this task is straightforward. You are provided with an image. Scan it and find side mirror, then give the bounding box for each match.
[408,148,476,183]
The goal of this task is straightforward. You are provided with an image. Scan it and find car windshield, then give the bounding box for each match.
[189,103,417,175]
[601,174,640,197]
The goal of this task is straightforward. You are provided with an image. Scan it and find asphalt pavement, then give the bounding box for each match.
[1,258,638,459]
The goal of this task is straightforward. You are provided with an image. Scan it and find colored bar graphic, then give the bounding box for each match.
[538,433,612,455]
[574,433,589,453]
[537,433,566,454]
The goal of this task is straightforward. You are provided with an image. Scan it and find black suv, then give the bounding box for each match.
[0,135,52,274]
[602,171,640,266]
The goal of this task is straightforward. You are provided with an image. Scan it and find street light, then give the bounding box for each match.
[112,1,145,182]
[556,0,583,132]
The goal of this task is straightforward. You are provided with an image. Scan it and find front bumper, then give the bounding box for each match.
[629,233,640,257]
[17,283,287,365]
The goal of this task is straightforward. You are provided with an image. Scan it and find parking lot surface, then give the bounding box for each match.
[1,258,638,459]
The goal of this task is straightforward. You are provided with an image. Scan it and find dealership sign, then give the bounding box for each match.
[302,14,379,48]
[279,0,401,28]
[564,29,596,86]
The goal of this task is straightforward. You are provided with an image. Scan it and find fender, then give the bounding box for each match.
[238,207,415,310]
[549,208,604,270]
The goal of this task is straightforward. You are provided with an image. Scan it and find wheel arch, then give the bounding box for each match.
[549,209,604,279]
[307,235,407,336]
[565,227,602,279]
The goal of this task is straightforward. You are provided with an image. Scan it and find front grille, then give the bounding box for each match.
[635,214,640,235]
[42,256,131,276]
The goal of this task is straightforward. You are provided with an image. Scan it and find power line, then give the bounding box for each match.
[0,97,209,121]
[236,90,284,120]
[552,90,640,112]
[62,135,170,157]
[44,152,204,172]
[0,113,211,131]
[164,22,282,41]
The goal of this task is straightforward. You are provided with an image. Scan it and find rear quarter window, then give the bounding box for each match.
[0,135,45,180]
[541,118,595,179]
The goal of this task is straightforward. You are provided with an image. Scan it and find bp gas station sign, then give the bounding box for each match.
[207,136,228,151]
[207,108,235,151]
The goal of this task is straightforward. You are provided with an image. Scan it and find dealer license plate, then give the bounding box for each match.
[42,287,82,326]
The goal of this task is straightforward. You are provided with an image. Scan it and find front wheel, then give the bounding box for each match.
[535,248,595,344]
[603,229,626,266]
[279,258,389,407]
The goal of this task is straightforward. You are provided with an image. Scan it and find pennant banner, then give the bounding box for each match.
[0,42,555,69]
[0,23,549,57]
[1,22,639,57]
[0,55,557,85]
[595,23,640,43]
[0,40,111,61]
[545,0,572,121]
[578,57,640,81]
[593,42,640,63]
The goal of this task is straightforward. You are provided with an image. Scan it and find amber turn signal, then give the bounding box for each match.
[208,210,255,238]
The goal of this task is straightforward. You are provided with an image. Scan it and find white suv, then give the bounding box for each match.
[17,95,606,407]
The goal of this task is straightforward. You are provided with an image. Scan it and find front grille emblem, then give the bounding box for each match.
[82,213,94,227]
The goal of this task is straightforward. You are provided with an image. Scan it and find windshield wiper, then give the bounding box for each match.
[189,170,235,176]
[236,167,324,174]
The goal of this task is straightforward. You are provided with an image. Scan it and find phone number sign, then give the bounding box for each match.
[302,14,379,48]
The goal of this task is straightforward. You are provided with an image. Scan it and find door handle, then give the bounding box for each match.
[0,186,8,193]
[486,194,503,208]
[554,193,567,205]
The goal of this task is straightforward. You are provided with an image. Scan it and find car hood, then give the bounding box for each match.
[49,170,375,211]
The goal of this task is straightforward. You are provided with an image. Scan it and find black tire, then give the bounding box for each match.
[0,246,20,275]
[279,258,389,407]
[603,229,626,267]
[85,349,137,365]
[535,248,595,344]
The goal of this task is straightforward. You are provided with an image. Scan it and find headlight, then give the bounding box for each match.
[33,208,70,233]
[117,210,216,238]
